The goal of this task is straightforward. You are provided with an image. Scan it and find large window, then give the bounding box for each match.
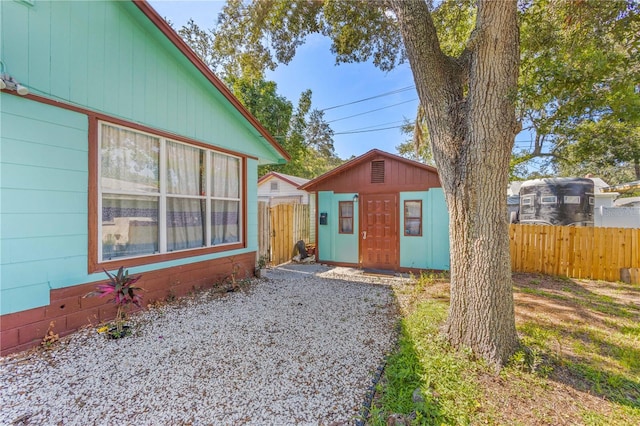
[99,122,242,262]
[404,200,422,236]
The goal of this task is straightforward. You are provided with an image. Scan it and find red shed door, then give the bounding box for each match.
[360,194,398,270]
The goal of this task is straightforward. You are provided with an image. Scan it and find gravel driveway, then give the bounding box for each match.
[1,264,403,425]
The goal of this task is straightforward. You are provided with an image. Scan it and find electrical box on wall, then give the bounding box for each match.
[319,212,328,225]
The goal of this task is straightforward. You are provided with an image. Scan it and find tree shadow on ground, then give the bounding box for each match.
[512,273,640,410]
[370,321,445,425]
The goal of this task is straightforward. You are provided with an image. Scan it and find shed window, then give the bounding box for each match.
[404,200,422,236]
[371,160,385,183]
[270,181,278,191]
[339,201,354,234]
[99,122,241,263]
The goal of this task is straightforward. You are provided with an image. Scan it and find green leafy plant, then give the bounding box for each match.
[257,255,269,269]
[84,267,144,338]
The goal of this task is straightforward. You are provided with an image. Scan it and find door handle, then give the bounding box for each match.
[362,231,367,240]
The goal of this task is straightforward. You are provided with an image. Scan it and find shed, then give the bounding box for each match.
[299,149,450,272]
[0,0,288,355]
[257,172,311,206]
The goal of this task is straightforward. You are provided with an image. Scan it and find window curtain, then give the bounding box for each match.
[101,124,159,193]
[211,153,240,244]
[101,124,160,260]
[211,153,239,198]
[102,196,160,260]
[211,200,239,244]
[166,142,205,251]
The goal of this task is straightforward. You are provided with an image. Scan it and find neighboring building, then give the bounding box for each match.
[0,0,288,355]
[594,179,640,228]
[299,149,450,272]
[257,172,311,206]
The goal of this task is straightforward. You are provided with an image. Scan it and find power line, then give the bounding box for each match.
[320,85,416,112]
[334,124,406,135]
[327,99,418,123]
[343,119,408,132]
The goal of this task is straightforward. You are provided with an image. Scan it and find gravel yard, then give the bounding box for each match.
[0,264,403,425]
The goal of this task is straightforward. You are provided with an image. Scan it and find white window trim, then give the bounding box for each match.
[541,196,557,204]
[521,195,534,206]
[98,121,243,262]
[564,195,581,205]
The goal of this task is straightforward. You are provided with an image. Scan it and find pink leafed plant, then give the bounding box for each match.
[84,267,144,337]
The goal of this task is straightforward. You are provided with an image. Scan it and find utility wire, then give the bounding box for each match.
[320,85,416,112]
[327,99,418,123]
[344,119,408,132]
[334,124,406,135]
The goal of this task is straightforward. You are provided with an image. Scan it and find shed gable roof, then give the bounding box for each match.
[299,149,439,192]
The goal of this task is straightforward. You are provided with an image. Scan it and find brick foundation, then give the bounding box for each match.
[0,252,256,356]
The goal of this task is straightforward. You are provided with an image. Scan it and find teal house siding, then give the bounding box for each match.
[0,0,284,165]
[317,191,359,263]
[1,94,89,313]
[0,0,287,353]
[399,189,450,270]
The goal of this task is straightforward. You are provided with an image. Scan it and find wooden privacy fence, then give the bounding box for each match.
[509,224,640,282]
[257,202,312,266]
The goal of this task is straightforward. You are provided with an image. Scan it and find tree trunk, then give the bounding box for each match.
[391,0,520,367]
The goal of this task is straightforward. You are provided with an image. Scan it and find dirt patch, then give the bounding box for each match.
[476,273,640,425]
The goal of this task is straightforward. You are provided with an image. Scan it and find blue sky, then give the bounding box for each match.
[149,0,419,160]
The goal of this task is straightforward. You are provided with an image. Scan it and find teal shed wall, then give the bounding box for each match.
[399,189,450,270]
[317,191,359,264]
[315,189,449,270]
[0,0,277,315]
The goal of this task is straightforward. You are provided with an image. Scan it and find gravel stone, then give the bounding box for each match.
[0,264,403,425]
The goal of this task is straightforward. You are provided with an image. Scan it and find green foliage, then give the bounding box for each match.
[396,107,435,166]
[517,0,640,179]
[429,0,640,181]
[178,18,343,180]
[431,0,476,57]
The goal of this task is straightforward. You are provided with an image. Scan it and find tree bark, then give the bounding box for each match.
[391,0,520,367]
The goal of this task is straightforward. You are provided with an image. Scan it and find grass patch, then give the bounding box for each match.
[368,273,640,425]
[369,297,484,425]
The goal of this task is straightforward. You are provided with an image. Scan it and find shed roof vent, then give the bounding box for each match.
[371,160,385,183]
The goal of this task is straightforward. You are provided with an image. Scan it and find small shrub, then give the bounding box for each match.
[84,267,143,338]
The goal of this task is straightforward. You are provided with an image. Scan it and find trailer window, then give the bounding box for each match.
[564,196,580,204]
[589,197,595,205]
[521,196,534,206]
[541,196,557,204]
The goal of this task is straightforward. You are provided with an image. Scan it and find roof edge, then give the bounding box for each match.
[132,0,290,162]
[299,149,438,191]
[258,172,309,188]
